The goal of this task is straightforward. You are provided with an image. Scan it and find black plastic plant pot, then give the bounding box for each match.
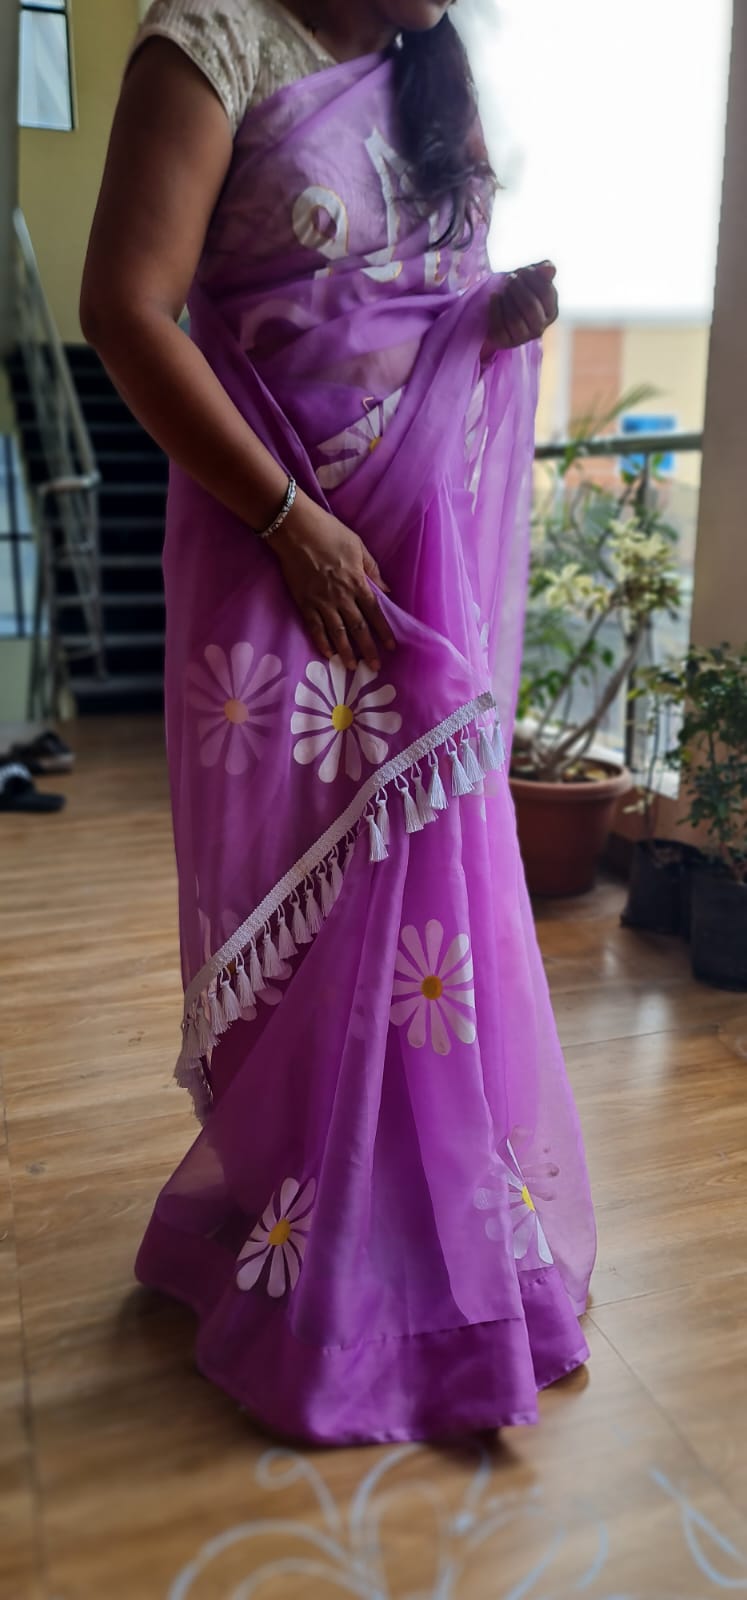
[621,840,685,936]
[678,844,704,942]
[691,866,747,989]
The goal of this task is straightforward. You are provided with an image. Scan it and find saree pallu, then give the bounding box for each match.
[136,49,597,1444]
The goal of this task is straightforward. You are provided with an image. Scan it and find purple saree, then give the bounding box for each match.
[135,48,597,1444]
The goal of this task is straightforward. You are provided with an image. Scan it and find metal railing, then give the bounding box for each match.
[532,427,703,768]
[13,206,104,717]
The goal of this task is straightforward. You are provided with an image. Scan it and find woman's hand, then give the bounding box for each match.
[483,260,559,358]
[267,493,396,672]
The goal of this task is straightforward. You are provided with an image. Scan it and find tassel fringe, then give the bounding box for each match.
[460,732,485,788]
[220,977,242,1026]
[304,882,324,936]
[413,763,437,825]
[261,927,283,979]
[277,914,297,960]
[176,705,506,1109]
[291,892,312,946]
[399,777,424,835]
[367,810,389,863]
[427,751,448,812]
[248,942,265,994]
[447,738,474,798]
[235,955,255,1011]
[479,725,501,773]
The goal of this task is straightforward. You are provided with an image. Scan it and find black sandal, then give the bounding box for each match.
[0,762,66,814]
[7,730,74,776]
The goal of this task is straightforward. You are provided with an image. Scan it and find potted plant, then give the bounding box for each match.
[512,425,681,897]
[637,645,747,987]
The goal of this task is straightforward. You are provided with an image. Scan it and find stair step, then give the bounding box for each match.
[64,343,111,372]
[98,591,165,607]
[69,672,165,694]
[14,392,134,424]
[25,449,167,486]
[68,672,164,715]
[88,420,161,446]
[99,552,163,568]
[59,596,165,633]
[61,630,165,649]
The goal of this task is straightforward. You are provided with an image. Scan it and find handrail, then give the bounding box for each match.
[12,206,105,715]
[535,429,703,461]
[13,208,99,487]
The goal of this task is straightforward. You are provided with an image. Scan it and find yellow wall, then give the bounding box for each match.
[621,323,710,488]
[18,0,139,343]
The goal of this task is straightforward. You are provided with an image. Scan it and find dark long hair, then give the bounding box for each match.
[392,14,496,248]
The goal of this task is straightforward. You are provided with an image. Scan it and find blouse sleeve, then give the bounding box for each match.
[130,0,259,136]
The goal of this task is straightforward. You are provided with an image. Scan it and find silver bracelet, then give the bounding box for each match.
[258,476,297,541]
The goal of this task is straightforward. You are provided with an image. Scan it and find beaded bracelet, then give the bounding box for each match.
[257,477,297,541]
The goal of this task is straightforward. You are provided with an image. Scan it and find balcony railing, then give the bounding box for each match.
[531,428,703,771]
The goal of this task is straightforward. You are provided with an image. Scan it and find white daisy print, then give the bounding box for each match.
[187,642,285,776]
[316,390,403,490]
[292,658,402,784]
[390,919,476,1055]
[236,1177,316,1298]
[474,1141,554,1266]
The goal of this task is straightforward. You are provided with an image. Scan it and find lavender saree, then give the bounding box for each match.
[135,48,597,1445]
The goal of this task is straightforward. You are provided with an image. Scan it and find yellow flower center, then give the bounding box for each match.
[421,974,443,1001]
[331,703,354,732]
[268,1218,292,1248]
[224,698,248,725]
[521,1184,535,1213]
[368,435,382,453]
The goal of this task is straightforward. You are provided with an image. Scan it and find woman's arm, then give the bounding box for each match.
[81,40,395,672]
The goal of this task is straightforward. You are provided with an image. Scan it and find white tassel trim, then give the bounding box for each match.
[304,879,324,936]
[291,891,312,946]
[460,731,485,788]
[375,793,390,847]
[367,809,389,862]
[398,776,424,835]
[447,738,474,798]
[175,692,505,1112]
[427,750,448,812]
[277,912,297,960]
[261,926,283,979]
[479,724,501,773]
[248,941,265,994]
[235,953,255,1011]
[412,762,437,825]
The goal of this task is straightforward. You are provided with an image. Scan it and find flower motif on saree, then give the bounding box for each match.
[292,658,402,784]
[187,643,286,776]
[474,1141,554,1267]
[316,390,403,490]
[390,919,476,1055]
[236,1177,316,1298]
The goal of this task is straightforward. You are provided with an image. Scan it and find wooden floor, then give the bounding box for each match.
[2,718,747,1600]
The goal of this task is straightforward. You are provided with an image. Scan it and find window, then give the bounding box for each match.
[19,1,74,132]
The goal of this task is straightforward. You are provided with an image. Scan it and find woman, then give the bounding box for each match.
[82,0,596,1445]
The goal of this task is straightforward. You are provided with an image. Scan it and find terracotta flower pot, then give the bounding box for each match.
[509,761,632,897]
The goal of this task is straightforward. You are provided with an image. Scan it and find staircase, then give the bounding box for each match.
[7,342,168,714]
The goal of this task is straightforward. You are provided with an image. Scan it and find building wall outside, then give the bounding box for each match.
[18,0,139,342]
[621,324,710,489]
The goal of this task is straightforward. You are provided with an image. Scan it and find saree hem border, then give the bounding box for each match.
[177,689,500,1115]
